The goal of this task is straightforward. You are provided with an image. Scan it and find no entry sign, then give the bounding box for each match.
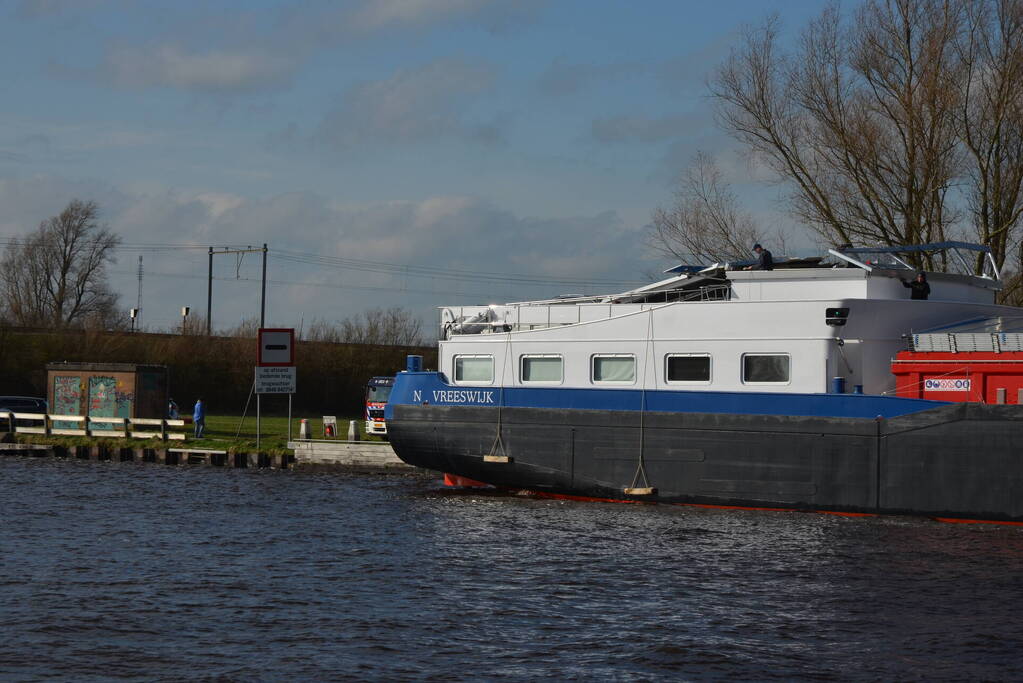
[258,328,295,366]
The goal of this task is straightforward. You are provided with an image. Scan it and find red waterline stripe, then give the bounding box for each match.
[933,517,1023,527]
[817,510,878,518]
[680,502,792,513]
[527,491,648,505]
[457,481,1021,526]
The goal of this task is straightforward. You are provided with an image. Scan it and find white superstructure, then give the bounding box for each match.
[435,245,1013,397]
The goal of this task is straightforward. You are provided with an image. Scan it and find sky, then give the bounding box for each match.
[0,0,830,335]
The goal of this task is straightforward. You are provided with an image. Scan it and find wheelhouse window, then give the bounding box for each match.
[742,354,790,384]
[666,354,711,383]
[454,355,494,384]
[592,354,635,383]
[521,355,563,383]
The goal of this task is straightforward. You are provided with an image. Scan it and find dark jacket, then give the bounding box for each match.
[902,279,930,300]
[753,249,773,271]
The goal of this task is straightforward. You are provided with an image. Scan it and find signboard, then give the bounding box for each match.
[924,378,971,392]
[255,366,296,394]
[258,328,295,366]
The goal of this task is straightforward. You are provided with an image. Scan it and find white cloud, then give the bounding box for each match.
[0,173,655,330]
[346,0,497,32]
[330,0,545,36]
[537,57,645,96]
[95,44,299,93]
[14,0,113,20]
[591,114,703,144]
[312,59,499,151]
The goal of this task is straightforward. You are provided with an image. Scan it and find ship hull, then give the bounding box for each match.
[389,402,1023,521]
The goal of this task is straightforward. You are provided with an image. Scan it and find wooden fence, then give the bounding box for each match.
[3,412,188,440]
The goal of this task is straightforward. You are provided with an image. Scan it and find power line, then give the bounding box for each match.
[2,236,645,290]
[271,249,641,288]
[108,268,591,300]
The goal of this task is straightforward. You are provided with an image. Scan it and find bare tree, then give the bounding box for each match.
[650,151,767,264]
[0,200,121,328]
[711,2,968,269]
[339,307,425,346]
[305,318,341,343]
[221,316,260,338]
[955,0,1023,301]
[181,314,209,336]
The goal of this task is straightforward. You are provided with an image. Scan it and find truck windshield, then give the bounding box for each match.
[367,385,392,402]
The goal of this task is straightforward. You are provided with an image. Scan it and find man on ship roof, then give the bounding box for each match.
[744,243,773,271]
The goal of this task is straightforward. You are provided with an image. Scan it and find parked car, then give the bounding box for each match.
[0,396,47,413]
[0,396,48,429]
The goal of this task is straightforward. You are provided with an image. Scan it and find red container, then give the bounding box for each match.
[891,351,1023,404]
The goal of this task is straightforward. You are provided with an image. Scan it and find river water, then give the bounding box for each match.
[2,456,1022,681]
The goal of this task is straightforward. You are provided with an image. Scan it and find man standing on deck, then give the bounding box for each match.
[745,243,773,271]
[193,398,205,438]
[901,272,930,300]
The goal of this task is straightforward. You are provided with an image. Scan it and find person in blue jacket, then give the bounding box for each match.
[193,398,205,438]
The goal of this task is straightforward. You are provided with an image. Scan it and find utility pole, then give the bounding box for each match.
[206,245,271,447]
[206,245,266,336]
[261,243,267,328]
[136,255,143,330]
[207,247,213,336]
[257,243,267,448]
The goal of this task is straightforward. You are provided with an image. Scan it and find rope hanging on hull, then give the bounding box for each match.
[485,330,513,464]
[626,309,656,496]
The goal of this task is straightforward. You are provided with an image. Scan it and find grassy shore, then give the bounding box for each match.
[197,414,380,452]
[13,414,380,455]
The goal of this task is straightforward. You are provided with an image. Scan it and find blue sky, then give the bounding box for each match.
[0,0,828,333]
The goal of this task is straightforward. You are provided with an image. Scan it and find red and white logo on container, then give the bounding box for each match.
[924,378,971,391]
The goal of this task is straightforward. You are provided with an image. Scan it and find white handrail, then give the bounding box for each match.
[2,411,187,441]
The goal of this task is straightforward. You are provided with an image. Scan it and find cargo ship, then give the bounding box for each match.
[386,243,1023,521]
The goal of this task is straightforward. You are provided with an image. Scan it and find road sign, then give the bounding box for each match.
[255,366,296,394]
[258,328,295,366]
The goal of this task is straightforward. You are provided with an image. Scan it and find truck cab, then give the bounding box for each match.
[365,376,395,438]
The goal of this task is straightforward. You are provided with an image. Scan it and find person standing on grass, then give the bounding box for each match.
[193,398,205,438]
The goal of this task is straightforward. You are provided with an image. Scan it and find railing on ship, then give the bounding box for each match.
[440,283,730,337]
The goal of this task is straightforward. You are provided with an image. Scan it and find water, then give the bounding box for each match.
[2,456,1022,681]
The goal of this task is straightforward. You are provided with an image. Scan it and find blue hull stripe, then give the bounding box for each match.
[386,372,947,421]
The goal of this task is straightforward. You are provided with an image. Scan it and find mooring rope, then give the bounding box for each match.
[628,308,654,492]
[487,325,513,459]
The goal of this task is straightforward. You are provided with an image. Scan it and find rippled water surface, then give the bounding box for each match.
[3,456,1023,681]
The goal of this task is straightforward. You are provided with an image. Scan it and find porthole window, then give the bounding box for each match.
[742,354,790,384]
[592,354,636,383]
[453,355,494,384]
[666,354,711,383]
[521,355,563,383]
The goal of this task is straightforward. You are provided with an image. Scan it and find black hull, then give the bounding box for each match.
[389,403,1023,521]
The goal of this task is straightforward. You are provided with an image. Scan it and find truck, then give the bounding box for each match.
[365,376,395,438]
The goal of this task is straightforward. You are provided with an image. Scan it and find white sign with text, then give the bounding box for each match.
[255,366,296,394]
